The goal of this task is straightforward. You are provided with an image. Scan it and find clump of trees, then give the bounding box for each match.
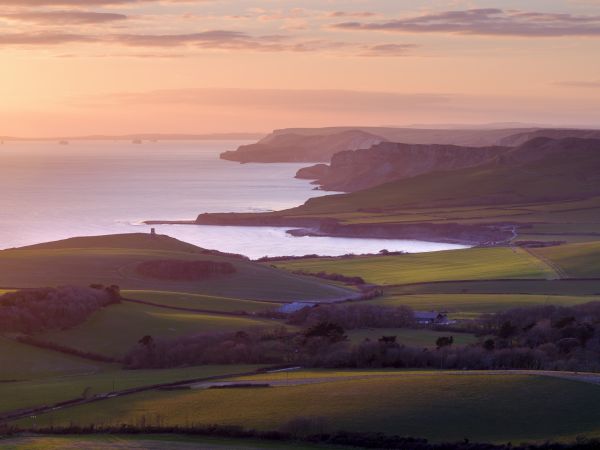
[286,304,414,329]
[0,285,121,334]
[125,301,600,372]
[136,259,236,281]
[289,270,366,285]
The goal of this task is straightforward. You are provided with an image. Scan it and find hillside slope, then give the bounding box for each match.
[298,141,508,192]
[0,233,353,301]
[293,137,600,213]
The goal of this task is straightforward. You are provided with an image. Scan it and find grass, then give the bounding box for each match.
[36,302,280,358]
[387,279,600,296]
[0,234,352,302]
[345,328,476,346]
[370,292,598,317]
[533,241,600,278]
[16,371,600,443]
[0,365,263,415]
[122,290,280,313]
[273,247,554,285]
[0,337,112,381]
[0,435,332,450]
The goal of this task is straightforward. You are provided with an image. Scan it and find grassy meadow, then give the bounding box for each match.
[122,290,280,313]
[0,233,351,302]
[0,365,263,415]
[14,370,600,444]
[272,247,555,285]
[36,301,280,358]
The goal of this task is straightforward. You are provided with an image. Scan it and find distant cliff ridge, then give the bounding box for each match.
[220,126,600,165]
[220,129,384,163]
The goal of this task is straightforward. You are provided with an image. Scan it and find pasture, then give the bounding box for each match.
[533,241,600,278]
[272,247,555,285]
[0,233,352,302]
[0,337,110,381]
[15,370,600,443]
[36,302,280,358]
[122,290,280,313]
[370,292,598,318]
[0,365,262,415]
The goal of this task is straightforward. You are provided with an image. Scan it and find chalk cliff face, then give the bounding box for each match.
[299,141,509,192]
[220,130,385,163]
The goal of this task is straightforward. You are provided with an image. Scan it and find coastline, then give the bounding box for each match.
[145,215,516,247]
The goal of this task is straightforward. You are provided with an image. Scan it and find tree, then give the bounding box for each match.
[139,335,154,348]
[304,322,347,343]
[436,336,454,349]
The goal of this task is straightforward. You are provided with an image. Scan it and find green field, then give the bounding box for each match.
[122,290,280,313]
[0,435,330,450]
[533,241,600,278]
[370,292,598,318]
[16,370,600,443]
[346,328,476,346]
[273,247,555,285]
[386,279,600,296]
[0,365,262,415]
[0,233,351,302]
[0,337,111,381]
[36,302,280,358]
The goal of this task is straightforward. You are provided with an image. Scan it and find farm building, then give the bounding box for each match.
[415,311,450,325]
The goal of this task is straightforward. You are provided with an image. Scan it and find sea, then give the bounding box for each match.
[0,140,467,259]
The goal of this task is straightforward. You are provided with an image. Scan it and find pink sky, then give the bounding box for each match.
[1,0,599,136]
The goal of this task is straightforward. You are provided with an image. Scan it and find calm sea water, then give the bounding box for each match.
[0,140,466,258]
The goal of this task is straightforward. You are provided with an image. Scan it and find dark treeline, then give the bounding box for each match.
[136,259,236,281]
[4,425,600,450]
[289,269,366,285]
[15,335,120,363]
[0,286,121,334]
[125,302,600,371]
[286,303,414,329]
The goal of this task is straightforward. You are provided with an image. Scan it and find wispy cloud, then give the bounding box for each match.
[333,8,600,37]
[0,32,95,45]
[1,11,127,24]
[0,28,417,57]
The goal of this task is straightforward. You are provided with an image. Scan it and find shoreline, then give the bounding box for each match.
[145,216,516,247]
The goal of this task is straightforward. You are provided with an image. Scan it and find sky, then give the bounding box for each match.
[1,0,600,136]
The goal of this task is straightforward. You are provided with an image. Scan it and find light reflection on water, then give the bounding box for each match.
[0,140,467,257]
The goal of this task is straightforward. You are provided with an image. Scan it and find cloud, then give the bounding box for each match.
[333,8,600,37]
[0,28,417,57]
[0,32,96,45]
[327,11,377,18]
[1,11,127,24]
[359,43,417,57]
[0,0,191,4]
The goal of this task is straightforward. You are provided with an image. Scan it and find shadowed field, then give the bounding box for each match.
[13,370,600,443]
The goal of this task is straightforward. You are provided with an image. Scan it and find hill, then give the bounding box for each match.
[191,137,600,245]
[221,129,384,163]
[218,127,600,164]
[0,233,353,302]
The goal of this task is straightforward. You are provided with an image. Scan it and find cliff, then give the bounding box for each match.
[297,141,509,192]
